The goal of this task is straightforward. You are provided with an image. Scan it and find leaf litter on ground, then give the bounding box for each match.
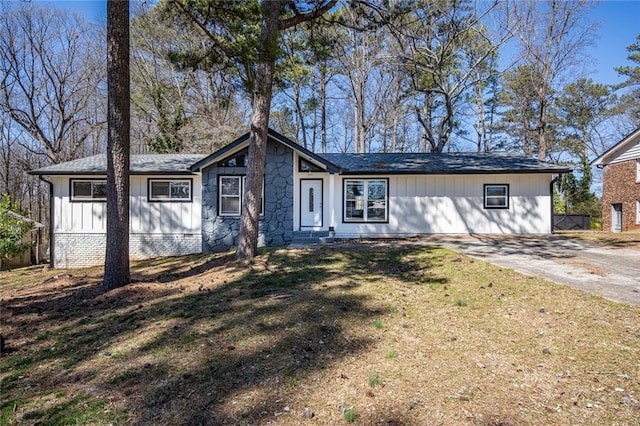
[0,240,639,425]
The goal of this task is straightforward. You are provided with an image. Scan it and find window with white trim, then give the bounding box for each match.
[148,179,192,202]
[484,184,509,209]
[636,159,640,182]
[219,176,241,215]
[344,179,388,222]
[218,176,264,216]
[636,199,640,224]
[71,179,107,201]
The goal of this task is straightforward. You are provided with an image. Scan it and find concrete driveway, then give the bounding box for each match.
[427,234,640,306]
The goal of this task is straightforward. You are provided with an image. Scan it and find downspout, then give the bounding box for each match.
[595,164,605,232]
[550,175,561,234]
[39,176,55,268]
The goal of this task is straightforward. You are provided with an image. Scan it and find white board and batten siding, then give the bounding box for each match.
[333,173,553,237]
[129,175,201,234]
[51,176,106,233]
[51,175,202,268]
[52,175,202,234]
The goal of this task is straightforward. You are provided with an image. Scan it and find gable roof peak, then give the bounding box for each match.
[189,128,341,173]
[591,127,640,166]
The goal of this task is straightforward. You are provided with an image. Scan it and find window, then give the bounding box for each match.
[219,176,242,215]
[636,199,640,224]
[344,179,388,222]
[484,184,509,209]
[218,175,264,216]
[299,157,324,172]
[71,179,107,201]
[218,149,248,167]
[148,179,192,202]
[636,159,640,182]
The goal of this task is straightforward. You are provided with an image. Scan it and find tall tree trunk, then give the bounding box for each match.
[311,101,318,153]
[436,93,455,153]
[104,0,130,289]
[358,84,366,152]
[236,0,280,260]
[320,68,327,154]
[487,92,496,153]
[537,95,548,160]
[538,131,547,159]
[294,83,307,149]
[353,96,360,153]
[473,81,485,153]
[391,108,399,153]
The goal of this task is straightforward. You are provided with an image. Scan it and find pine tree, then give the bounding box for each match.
[614,33,640,125]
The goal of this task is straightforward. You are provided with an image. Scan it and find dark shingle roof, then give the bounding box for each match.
[321,152,571,174]
[29,154,207,175]
[29,142,570,176]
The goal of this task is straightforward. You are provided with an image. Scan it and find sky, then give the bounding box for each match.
[585,0,640,86]
[34,0,640,87]
[38,0,107,23]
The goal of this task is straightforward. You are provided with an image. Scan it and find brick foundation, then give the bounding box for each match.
[54,233,202,268]
[601,160,640,232]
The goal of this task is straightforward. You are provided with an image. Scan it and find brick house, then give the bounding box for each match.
[592,127,640,232]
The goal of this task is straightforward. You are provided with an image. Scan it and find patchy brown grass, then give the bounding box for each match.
[1,245,639,425]
[558,230,640,250]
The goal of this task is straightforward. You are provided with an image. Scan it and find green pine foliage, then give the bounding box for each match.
[614,33,640,124]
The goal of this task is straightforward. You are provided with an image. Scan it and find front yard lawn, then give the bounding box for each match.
[1,244,638,425]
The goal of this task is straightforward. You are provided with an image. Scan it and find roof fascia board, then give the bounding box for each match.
[28,170,199,176]
[338,169,571,175]
[591,127,640,166]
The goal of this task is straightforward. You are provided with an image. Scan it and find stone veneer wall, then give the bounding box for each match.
[54,233,201,268]
[201,140,294,252]
[601,159,640,232]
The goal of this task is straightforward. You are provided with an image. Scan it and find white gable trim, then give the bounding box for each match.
[592,127,640,166]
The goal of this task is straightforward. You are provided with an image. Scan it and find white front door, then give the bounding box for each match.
[300,179,323,228]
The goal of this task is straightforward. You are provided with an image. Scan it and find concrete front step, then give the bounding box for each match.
[292,230,334,245]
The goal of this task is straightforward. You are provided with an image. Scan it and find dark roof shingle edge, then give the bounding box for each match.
[29,154,207,175]
[322,152,571,175]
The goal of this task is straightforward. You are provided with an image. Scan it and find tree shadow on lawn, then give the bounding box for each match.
[1,246,449,425]
[4,253,237,318]
[338,244,449,286]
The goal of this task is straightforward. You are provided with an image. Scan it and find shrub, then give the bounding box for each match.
[0,194,36,269]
